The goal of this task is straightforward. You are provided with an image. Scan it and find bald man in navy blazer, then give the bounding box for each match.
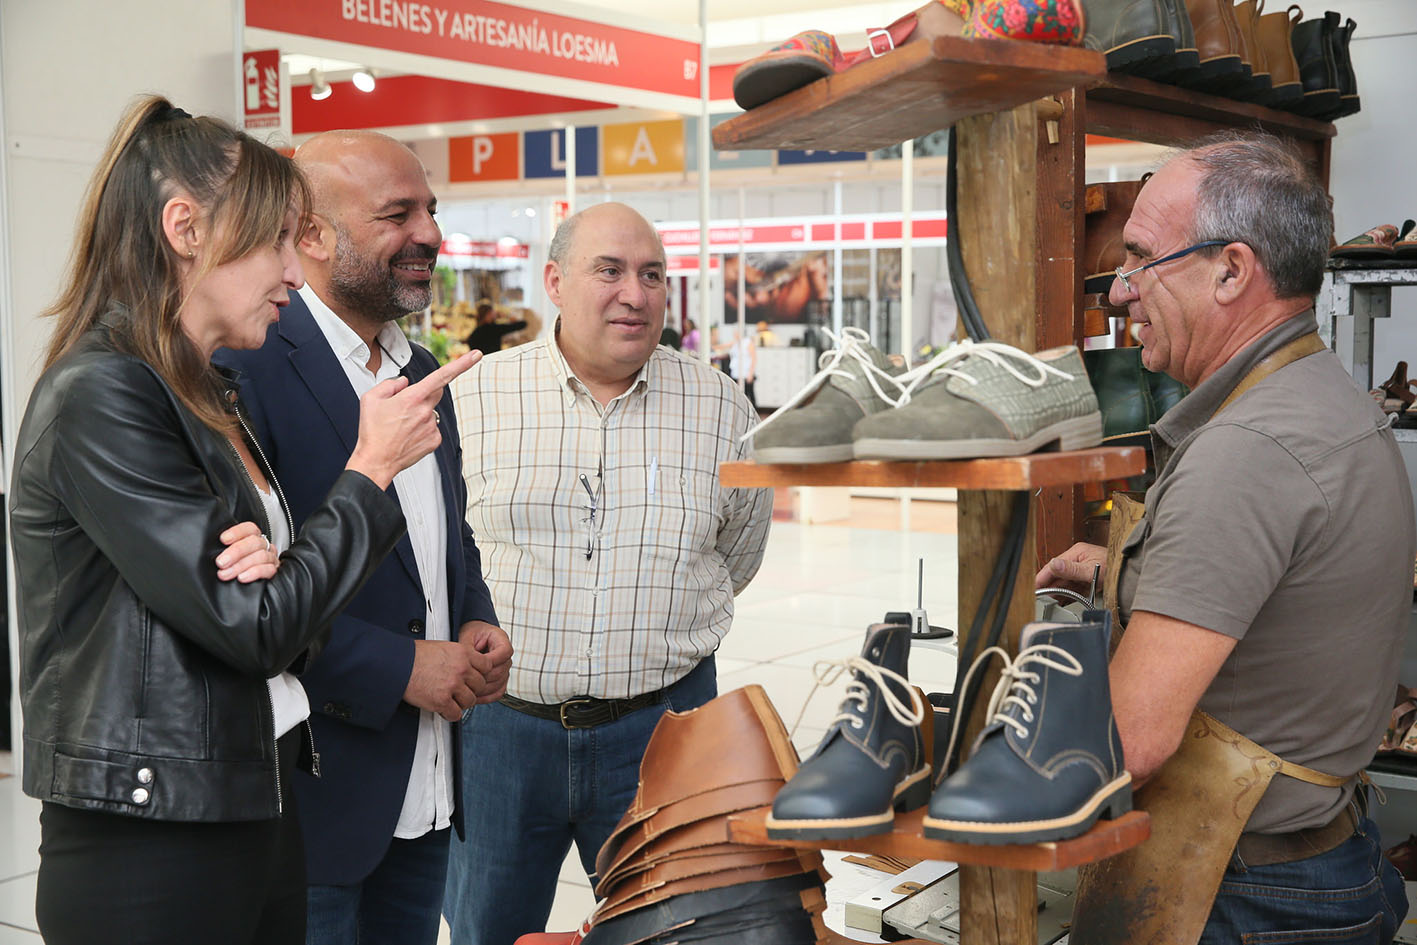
[217,131,509,945]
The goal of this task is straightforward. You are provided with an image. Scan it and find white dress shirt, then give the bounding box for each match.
[301,284,454,838]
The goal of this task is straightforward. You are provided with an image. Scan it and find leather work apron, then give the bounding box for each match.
[1072,333,1350,945]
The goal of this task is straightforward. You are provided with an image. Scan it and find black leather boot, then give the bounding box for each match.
[1084,347,1155,444]
[1290,12,1341,118]
[923,611,1132,844]
[1329,13,1361,118]
[766,621,930,840]
[1132,0,1199,82]
[1080,0,1176,73]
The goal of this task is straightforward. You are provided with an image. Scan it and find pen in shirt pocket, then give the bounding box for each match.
[648,457,658,497]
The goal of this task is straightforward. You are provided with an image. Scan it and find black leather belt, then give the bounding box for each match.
[500,691,664,729]
[1235,804,1358,867]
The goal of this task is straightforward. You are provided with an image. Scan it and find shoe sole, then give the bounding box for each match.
[754,442,855,464]
[852,413,1103,461]
[1103,35,1174,72]
[733,56,833,111]
[920,772,1132,845]
[763,765,932,841]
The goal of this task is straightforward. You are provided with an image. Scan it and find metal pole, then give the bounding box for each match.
[901,140,914,364]
[565,124,576,216]
[737,187,746,390]
[832,179,843,336]
[697,0,711,363]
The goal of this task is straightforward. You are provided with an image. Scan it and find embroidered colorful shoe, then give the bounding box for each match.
[731,1,969,111]
[1330,221,1410,259]
[963,0,1085,44]
[1395,221,1417,259]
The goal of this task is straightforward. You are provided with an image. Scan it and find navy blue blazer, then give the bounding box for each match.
[215,292,497,885]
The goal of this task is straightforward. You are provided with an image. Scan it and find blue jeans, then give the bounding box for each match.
[306,827,450,945]
[444,657,717,945]
[1200,816,1408,944]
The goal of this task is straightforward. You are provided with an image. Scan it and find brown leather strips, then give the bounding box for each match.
[585,685,830,941]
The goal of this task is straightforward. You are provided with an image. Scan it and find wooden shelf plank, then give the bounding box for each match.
[728,805,1150,872]
[1085,73,1336,144]
[721,446,1145,489]
[712,36,1106,153]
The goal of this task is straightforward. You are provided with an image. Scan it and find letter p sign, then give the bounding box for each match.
[449,133,520,182]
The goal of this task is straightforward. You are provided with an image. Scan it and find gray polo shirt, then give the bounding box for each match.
[1117,311,1415,834]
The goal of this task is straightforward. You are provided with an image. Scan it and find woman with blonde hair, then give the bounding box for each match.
[9,95,476,945]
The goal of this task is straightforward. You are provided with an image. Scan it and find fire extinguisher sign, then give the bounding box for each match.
[241,49,282,130]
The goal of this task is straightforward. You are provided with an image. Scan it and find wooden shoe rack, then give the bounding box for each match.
[712,32,1335,945]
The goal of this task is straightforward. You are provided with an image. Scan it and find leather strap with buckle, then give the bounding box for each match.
[501,691,664,729]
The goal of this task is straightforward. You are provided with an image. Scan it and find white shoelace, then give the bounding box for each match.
[941,641,1083,772]
[894,340,1076,407]
[740,326,909,443]
[788,653,925,739]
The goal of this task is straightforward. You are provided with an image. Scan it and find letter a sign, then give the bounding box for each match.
[602,120,684,176]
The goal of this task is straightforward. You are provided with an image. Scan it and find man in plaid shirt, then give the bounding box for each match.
[444,202,772,945]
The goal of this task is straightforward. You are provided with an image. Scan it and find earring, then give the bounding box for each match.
[187,250,195,258]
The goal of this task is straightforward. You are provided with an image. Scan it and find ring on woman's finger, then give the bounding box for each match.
[433,410,440,425]
[261,534,271,551]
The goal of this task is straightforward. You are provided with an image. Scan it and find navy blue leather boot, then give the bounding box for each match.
[923,611,1131,844]
[765,621,930,840]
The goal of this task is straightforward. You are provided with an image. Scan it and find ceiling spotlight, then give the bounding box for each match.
[308,68,332,101]
[352,68,376,93]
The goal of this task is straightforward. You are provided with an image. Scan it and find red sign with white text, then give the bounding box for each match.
[246,0,699,99]
[442,235,529,259]
[242,49,283,129]
[666,255,720,272]
[657,214,950,252]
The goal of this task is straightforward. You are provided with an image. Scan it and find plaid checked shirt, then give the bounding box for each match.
[450,334,773,703]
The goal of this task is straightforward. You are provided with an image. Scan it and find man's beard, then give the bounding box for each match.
[328,225,437,323]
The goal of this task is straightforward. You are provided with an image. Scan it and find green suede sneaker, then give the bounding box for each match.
[852,342,1102,459]
[745,327,906,463]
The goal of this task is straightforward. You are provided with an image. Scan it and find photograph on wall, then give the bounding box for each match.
[723,251,831,324]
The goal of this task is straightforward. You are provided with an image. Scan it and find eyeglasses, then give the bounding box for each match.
[579,473,597,560]
[1113,240,1231,295]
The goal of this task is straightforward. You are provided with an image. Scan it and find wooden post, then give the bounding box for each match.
[953,100,1045,944]
[1033,88,1087,566]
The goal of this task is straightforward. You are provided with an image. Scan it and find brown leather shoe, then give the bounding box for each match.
[1180,0,1247,89]
[1255,3,1303,106]
[1230,0,1274,101]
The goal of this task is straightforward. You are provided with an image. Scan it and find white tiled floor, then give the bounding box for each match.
[0,518,960,943]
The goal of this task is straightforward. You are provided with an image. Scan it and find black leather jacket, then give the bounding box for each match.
[10,322,406,822]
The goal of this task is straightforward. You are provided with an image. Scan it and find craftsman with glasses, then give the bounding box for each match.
[1038,132,1412,942]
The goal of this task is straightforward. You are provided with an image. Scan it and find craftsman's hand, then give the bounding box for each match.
[404,639,488,721]
[1035,542,1107,595]
[215,521,281,583]
[459,620,513,704]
